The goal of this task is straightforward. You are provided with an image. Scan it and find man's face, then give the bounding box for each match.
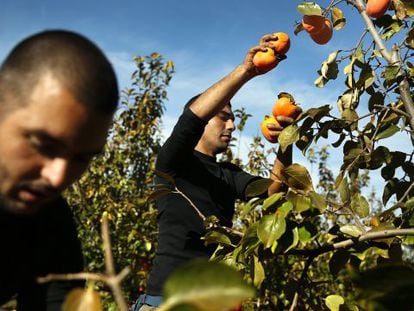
[0,73,112,214]
[197,104,235,156]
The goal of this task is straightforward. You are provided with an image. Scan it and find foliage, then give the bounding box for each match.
[203,1,414,310]
[64,53,174,305]
[66,1,414,310]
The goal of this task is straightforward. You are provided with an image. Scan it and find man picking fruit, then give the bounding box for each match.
[132,33,300,310]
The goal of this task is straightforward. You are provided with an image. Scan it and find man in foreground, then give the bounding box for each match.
[0,30,118,310]
[133,34,300,310]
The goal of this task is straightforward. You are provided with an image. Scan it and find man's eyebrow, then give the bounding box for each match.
[218,111,235,120]
[28,130,103,157]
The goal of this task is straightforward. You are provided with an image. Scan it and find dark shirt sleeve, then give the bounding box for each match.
[155,108,207,176]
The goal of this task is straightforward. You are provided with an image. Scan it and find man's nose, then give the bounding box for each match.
[41,158,70,189]
[227,119,235,131]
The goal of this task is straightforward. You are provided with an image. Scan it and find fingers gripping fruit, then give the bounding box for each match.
[260,115,280,143]
[253,32,290,72]
[270,32,290,54]
[253,48,279,72]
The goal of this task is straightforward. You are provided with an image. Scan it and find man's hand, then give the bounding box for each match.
[241,34,288,76]
[265,105,302,142]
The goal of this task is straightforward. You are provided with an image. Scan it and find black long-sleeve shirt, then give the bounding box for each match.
[0,197,84,310]
[146,108,259,295]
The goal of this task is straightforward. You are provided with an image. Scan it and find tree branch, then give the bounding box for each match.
[288,228,414,257]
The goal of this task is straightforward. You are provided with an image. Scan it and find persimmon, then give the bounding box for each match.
[272,96,298,119]
[302,15,326,34]
[261,115,280,143]
[270,32,290,55]
[310,18,333,45]
[253,48,279,72]
[366,0,391,18]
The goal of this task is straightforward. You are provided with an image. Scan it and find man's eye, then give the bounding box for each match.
[28,135,56,155]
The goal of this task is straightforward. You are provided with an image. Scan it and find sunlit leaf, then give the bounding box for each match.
[262,192,284,211]
[325,295,345,311]
[297,2,323,15]
[309,191,327,212]
[257,213,286,248]
[351,193,370,218]
[160,259,255,311]
[253,256,265,287]
[287,191,312,213]
[374,124,400,140]
[278,125,300,153]
[331,7,346,30]
[340,225,364,237]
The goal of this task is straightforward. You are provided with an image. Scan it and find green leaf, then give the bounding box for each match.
[305,105,331,121]
[374,124,400,141]
[161,259,255,311]
[351,193,370,218]
[309,191,327,212]
[278,125,300,153]
[340,225,364,237]
[245,178,273,197]
[338,176,351,204]
[241,222,261,254]
[278,201,293,217]
[281,164,314,192]
[257,213,286,249]
[262,192,284,211]
[253,256,265,287]
[203,231,232,246]
[297,2,323,15]
[287,191,312,213]
[284,226,299,253]
[325,295,345,311]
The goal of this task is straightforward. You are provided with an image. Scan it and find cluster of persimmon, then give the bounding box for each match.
[302,14,333,45]
[252,32,290,72]
[260,94,299,143]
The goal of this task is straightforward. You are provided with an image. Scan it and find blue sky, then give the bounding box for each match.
[1,1,407,197]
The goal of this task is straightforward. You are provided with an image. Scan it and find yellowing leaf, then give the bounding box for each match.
[281,164,314,192]
[62,286,102,311]
[340,225,364,238]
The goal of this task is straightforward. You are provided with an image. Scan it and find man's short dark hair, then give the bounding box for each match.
[0,30,118,114]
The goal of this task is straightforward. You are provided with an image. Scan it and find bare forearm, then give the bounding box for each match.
[268,145,292,195]
[189,65,255,121]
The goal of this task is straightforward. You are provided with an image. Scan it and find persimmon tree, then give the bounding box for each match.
[64,53,174,307]
[190,1,414,310]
